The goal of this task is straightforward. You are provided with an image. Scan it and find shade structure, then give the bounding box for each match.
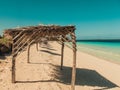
[4,25,77,90]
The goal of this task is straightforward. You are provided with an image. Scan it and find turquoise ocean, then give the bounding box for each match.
[77,41,120,64]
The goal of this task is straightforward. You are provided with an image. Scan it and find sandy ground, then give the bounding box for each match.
[0,41,120,90]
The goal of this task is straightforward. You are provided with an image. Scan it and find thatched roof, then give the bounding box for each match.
[4,25,75,37]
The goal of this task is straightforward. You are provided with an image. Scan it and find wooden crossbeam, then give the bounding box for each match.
[27,30,48,63]
[13,30,39,57]
[13,30,25,40]
[13,35,28,51]
[57,38,73,49]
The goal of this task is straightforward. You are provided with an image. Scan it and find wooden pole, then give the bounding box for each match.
[71,32,77,90]
[12,40,16,83]
[27,44,30,63]
[12,56,16,83]
[61,42,64,70]
[36,42,38,51]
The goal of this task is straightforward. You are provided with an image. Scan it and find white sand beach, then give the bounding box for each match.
[0,41,120,90]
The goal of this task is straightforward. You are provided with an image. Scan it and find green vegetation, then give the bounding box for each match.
[0,37,12,55]
[0,37,11,45]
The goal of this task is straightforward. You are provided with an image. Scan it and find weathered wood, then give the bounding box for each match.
[13,31,40,56]
[57,40,73,49]
[13,30,24,40]
[27,44,31,63]
[16,33,43,57]
[26,32,48,63]
[12,56,16,83]
[14,33,26,45]
[13,34,28,50]
[71,49,76,90]
[12,40,16,83]
[5,26,75,37]
[36,43,38,51]
[71,32,77,90]
[60,42,64,70]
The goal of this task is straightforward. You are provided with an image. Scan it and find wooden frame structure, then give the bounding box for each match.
[5,25,77,90]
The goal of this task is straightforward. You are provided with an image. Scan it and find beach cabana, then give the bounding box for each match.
[5,25,77,90]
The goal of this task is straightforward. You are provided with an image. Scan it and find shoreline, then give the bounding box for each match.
[77,39,120,42]
[77,44,120,65]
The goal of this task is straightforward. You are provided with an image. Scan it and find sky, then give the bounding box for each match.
[0,0,120,39]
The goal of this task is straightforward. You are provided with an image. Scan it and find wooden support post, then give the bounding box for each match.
[71,32,77,90]
[61,42,64,70]
[12,40,16,83]
[12,56,16,83]
[36,42,38,51]
[27,44,30,63]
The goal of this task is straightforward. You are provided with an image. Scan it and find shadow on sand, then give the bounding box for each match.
[0,55,6,60]
[40,50,61,56]
[16,63,118,89]
[41,46,57,51]
[0,53,11,60]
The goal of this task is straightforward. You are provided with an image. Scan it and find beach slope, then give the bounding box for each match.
[0,42,120,90]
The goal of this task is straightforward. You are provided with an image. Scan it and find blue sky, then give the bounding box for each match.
[0,0,120,39]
